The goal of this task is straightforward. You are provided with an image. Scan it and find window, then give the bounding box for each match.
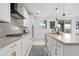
[35,18,47,29]
[58,20,71,33]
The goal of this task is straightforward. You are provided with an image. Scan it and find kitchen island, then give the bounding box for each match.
[46,33,79,56]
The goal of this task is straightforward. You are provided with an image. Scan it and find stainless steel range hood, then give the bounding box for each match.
[11,3,25,19]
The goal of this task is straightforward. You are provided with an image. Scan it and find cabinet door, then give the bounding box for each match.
[46,36,51,54]
[56,42,63,56]
[17,4,23,16]
[21,37,26,56]
[50,38,56,56]
[21,35,29,56]
[16,40,22,56]
[0,3,10,22]
[9,42,17,56]
[46,35,56,56]
[0,46,9,56]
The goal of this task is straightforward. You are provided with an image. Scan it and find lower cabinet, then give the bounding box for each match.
[0,34,33,56]
[16,40,22,56]
[9,41,17,56]
[46,35,64,56]
[46,35,56,56]
[21,34,33,56]
[0,40,22,56]
[9,40,22,56]
[56,41,63,56]
[0,46,10,56]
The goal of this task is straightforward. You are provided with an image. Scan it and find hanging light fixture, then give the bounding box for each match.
[56,8,58,20]
[63,3,66,16]
[36,10,40,15]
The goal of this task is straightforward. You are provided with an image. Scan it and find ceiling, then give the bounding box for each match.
[22,3,79,18]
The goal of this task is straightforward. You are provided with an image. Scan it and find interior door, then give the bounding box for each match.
[34,18,47,40]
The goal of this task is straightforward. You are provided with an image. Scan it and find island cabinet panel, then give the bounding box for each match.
[46,35,64,56]
[46,35,56,56]
[47,34,79,56]
[63,45,79,56]
[56,41,64,56]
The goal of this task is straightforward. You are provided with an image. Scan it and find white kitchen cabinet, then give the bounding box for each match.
[56,41,64,56]
[21,34,32,56]
[47,35,79,56]
[0,34,33,56]
[46,35,56,56]
[46,35,51,55]
[0,3,10,22]
[0,46,10,56]
[16,6,30,27]
[9,41,17,56]
[17,4,23,16]
[0,39,22,56]
[47,35,64,56]
[16,4,24,26]
[21,37,27,56]
[23,7,29,27]
[8,39,22,56]
[16,40,22,56]
[63,45,79,56]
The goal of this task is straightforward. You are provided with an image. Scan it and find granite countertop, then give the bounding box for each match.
[0,33,30,49]
[48,33,79,45]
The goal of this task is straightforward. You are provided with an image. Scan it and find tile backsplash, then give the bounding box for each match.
[0,17,23,37]
[0,23,9,37]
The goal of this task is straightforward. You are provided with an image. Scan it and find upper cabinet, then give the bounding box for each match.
[16,7,30,27]
[11,3,25,19]
[0,3,10,23]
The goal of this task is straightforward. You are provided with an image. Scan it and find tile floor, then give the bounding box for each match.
[29,40,48,56]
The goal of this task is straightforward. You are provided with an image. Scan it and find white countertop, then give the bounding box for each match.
[0,33,31,49]
[48,33,79,45]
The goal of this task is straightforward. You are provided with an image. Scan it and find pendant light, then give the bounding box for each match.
[56,8,58,20]
[63,3,66,16]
